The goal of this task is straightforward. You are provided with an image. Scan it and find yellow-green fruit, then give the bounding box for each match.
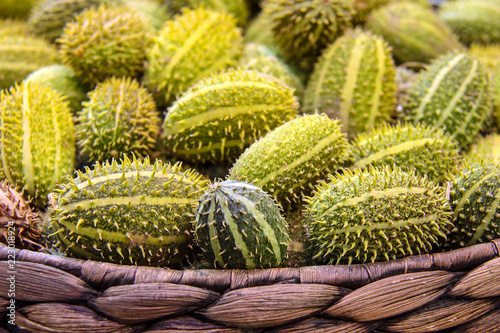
[230,114,349,208]
[76,77,161,164]
[165,0,250,27]
[0,0,37,19]
[365,2,464,64]
[467,134,500,160]
[47,156,209,266]
[145,8,243,107]
[162,69,299,164]
[0,81,75,207]
[0,19,31,38]
[351,0,430,24]
[304,165,452,264]
[403,52,493,150]
[349,122,461,183]
[58,4,152,88]
[25,64,87,115]
[244,13,281,56]
[439,0,500,46]
[303,28,396,138]
[123,0,170,30]
[0,36,59,90]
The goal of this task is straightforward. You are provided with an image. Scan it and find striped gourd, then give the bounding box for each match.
[447,157,500,249]
[145,8,243,107]
[404,53,493,150]
[194,180,289,269]
[0,81,75,207]
[303,28,396,138]
[230,114,349,208]
[349,122,461,183]
[162,68,298,163]
[304,165,452,264]
[0,36,58,90]
[365,2,463,64]
[47,155,209,267]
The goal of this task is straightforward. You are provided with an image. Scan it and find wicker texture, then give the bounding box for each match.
[1,240,500,332]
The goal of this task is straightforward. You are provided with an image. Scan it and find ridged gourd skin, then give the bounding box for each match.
[58,4,152,88]
[447,157,500,249]
[0,0,37,19]
[349,122,461,184]
[403,52,493,150]
[194,180,289,269]
[304,165,452,264]
[144,8,243,107]
[439,0,500,46]
[76,76,161,164]
[303,28,396,138]
[238,43,304,100]
[0,36,59,90]
[162,69,299,164]
[165,0,250,27]
[229,114,349,208]
[47,155,209,267]
[0,180,43,251]
[25,64,87,116]
[262,0,354,73]
[365,2,464,64]
[0,81,75,207]
[467,134,500,160]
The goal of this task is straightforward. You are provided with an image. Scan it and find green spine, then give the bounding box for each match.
[365,2,464,64]
[303,28,396,138]
[162,68,299,163]
[76,76,161,163]
[0,81,75,207]
[447,157,500,249]
[349,122,461,183]
[144,8,243,107]
[194,180,289,269]
[230,114,348,208]
[403,52,493,150]
[304,165,452,264]
[47,155,209,266]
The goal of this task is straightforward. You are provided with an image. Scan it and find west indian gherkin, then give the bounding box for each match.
[439,0,500,46]
[47,155,209,267]
[25,64,87,116]
[351,0,430,24]
[403,52,493,150]
[303,28,396,138]
[165,0,250,27]
[262,0,354,74]
[145,8,243,108]
[0,36,59,90]
[162,68,299,164]
[123,0,170,30]
[76,76,161,164]
[230,114,349,209]
[0,0,37,19]
[0,81,75,207]
[0,19,31,38]
[365,2,464,64]
[304,165,452,264]
[446,157,500,249]
[58,4,152,89]
[349,122,461,183]
[467,134,500,160]
[194,180,289,269]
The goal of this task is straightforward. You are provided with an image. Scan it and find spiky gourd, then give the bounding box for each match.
[365,2,463,64]
[349,122,461,183]
[0,81,75,207]
[162,69,299,164]
[303,28,396,138]
[230,114,349,208]
[145,8,243,107]
[0,36,58,90]
[304,165,452,264]
[194,180,289,269]
[403,52,493,150]
[165,0,250,27]
[447,157,500,249]
[58,4,152,88]
[25,64,87,115]
[0,0,37,19]
[262,0,354,73]
[0,181,43,251]
[439,0,500,46]
[467,134,500,160]
[47,156,209,266]
[76,76,161,164]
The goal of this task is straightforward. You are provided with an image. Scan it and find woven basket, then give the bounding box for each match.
[1,240,500,333]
